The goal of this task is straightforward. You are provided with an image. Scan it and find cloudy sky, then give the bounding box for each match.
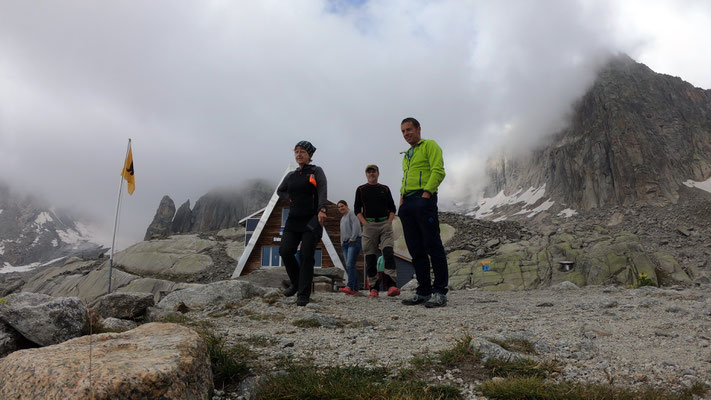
[1,0,710,248]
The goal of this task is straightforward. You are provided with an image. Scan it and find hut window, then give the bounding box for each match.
[261,246,281,267]
[315,248,322,267]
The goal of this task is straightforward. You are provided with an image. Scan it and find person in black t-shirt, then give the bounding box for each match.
[353,164,399,297]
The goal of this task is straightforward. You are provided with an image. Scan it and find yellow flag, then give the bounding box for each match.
[121,145,135,195]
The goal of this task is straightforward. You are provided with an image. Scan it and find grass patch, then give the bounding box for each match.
[293,317,322,328]
[244,335,279,347]
[196,328,252,388]
[483,358,558,379]
[257,363,461,400]
[439,334,477,367]
[487,338,537,354]
[480,376,708,400]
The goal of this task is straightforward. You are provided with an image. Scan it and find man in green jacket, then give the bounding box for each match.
[398,117,449,308]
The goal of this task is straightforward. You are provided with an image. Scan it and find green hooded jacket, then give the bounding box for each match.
[400,139,446,196]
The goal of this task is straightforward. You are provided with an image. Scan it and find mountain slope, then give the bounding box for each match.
[472,54,711,220]
[0,183,104,273]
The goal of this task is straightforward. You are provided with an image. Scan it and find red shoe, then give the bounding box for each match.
[368,289,379,298]
[338,287,349,293]
[344,287,360,295]
[387,286,401,297]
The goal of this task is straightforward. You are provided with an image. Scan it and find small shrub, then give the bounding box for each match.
[636,272,656,288]
[257,362,461,400]
[197,329,251,387]
[293,317,322,328]
[439,334,477,367]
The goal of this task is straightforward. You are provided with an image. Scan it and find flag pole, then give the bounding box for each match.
[108,139,131,294]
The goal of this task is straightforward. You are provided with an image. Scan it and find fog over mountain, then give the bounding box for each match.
[1,1,710,248]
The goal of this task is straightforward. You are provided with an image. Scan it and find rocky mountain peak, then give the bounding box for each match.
[474,54,711,221]
[0,182,104,272]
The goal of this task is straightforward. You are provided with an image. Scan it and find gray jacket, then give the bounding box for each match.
[340,211,361,244]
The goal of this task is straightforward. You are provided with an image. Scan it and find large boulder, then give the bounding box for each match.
[90,292,155,320]
[0,323,213,399]
[21,259,139,304]
[234,268,290,289]
[0,292,88,346]
[117,277,201,302]
[112,235,216,277]
[157,280,264,309]
[144,195,176,241]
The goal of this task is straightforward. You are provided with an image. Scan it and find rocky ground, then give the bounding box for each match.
[190,282,711,399]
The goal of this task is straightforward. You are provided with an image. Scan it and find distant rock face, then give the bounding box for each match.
[172,200,193,233]
[144,195,176,241]
[145,179,273,237]
[0,182,104,270]
[0,323,213,399]
[478,54,711,217]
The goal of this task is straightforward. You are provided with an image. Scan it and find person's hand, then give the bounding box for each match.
[422,191,431,199]
[318,210,326,225]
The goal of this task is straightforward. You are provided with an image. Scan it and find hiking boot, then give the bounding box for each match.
[387,286,401,297]
[296,296,309,307]
[401,293,431,306]
[283,286,297,297]
[368,289,379,298]
[424,293,447,308]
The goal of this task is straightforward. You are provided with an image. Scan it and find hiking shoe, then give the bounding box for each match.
[345,287,360,295]
[296,296,309,307]
[283,286,297,297]
[401,293,431,306]
[338,286,350,293]
[368,289,379,298]
[424,293,447,308]
[387,286,401,297]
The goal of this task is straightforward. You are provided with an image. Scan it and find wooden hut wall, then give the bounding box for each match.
[242,200,352,275]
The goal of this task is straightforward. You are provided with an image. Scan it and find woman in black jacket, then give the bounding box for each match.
[277,140,328,306]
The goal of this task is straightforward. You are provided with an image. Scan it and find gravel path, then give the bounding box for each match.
[196,283,711,397]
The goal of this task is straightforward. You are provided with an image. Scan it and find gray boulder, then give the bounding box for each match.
[144,195,176,241]
[100,317,138,333]
[90,292,155,320]
[469,337,529,362]
[157,280,264,310]
[112,235,215,277]
[0,292,88,346]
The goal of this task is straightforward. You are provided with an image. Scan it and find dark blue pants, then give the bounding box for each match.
[398,193,448,296]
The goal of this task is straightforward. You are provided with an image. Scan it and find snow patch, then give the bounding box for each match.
[0,261,39,274]
[0,241,4,255]
[52,239,58,247]
[683,177,711,194]
[558,208,578,218]
[34,211,53,226]
[471,184,553,219]
[57,228,83,245]
[0,257,66,274]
